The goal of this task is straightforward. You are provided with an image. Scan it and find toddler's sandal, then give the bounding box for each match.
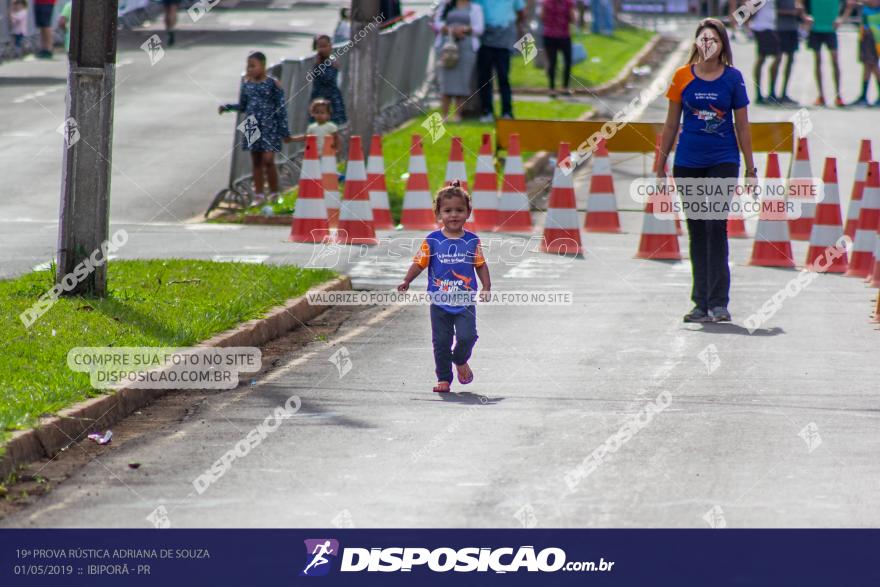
[456,364,473,385]
[433,381,451,393]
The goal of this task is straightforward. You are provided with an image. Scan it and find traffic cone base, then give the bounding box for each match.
[636,233,681,259]
[751,241,795,267]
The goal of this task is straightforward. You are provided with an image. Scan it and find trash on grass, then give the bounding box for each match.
[87,430,113,445]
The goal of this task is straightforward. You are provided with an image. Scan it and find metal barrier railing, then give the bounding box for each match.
[206,13,434,216]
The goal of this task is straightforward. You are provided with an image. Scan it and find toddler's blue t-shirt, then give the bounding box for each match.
[413,230,485,314]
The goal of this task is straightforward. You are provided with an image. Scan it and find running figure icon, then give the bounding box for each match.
[302,540,335,575]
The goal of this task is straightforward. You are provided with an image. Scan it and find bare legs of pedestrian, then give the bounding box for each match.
[812,50,825,104]
[165,4,178,46]
[250,152,279,203]
[829,49,841,104]
[39,26,52,55]
[778,52,795,101]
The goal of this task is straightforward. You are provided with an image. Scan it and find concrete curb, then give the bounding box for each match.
[515,33,662,97]
[0,276,352,480]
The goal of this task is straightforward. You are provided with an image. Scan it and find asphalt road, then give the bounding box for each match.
[1,15,879,528]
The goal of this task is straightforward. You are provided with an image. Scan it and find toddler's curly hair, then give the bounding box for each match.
[434,180,472,216]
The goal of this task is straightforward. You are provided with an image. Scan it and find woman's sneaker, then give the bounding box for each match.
[683,306,711,323]
[709,306,732,322]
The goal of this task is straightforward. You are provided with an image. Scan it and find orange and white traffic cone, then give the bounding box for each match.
[366,135,393,230]
[541,142,583,255]
[635,177,681,260]
[321,137,341,228]
[788,137,815,241]
[337,135,377,245]
[750,153,795,267]
[848,161,880,277]
[496,133,533,232]
[289,135,330,243]
[400,134,437,230]
[583,138,621,233]
[844,139,872,239]
[469,133,498,231]
[806,157,847,272]
[445,136,468,191]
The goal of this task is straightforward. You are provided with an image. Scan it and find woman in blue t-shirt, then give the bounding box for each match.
[657,18,758,324]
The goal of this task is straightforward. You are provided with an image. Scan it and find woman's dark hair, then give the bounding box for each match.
[247,51,267,65]
[687,18,734,66]
[434,179,472,215]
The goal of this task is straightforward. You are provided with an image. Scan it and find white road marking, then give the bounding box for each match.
[211,254,268,264]
[13,85,63,104]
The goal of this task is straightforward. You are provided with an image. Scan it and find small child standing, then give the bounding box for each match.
[398,181,491,393]
[10,0,28,52]
[289,98,339,152]
[218,51,290,205]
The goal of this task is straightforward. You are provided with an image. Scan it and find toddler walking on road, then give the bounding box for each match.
[398,181,491,393]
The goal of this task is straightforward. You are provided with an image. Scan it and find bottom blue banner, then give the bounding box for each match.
[1,529,878,585]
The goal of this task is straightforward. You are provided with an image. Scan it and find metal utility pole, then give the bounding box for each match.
[348,0,381,149]
[56,0,118,297]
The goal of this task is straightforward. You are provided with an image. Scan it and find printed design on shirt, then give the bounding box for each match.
[684,98,728,137]
[434,269,475,292]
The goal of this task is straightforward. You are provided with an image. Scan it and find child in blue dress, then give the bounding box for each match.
[398,181,491,393]
[219,51,291,204]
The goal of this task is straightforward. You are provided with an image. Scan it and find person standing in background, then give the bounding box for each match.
[56,0,71,53]
[162,0,181,46]
[309,35,348,125]
[33,0,55,58]
[541,0,575,97]
[805,0,846,106]
[842,0,880,105]
[775,0,810,104]
[433,0,484,122]
[475,0,526,122]
[749,0,782,103]
[9,0,28,54]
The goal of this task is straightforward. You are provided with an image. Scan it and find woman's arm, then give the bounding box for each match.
[657,100,682,177]
[733,106,757,177]
[471,3,485,37]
